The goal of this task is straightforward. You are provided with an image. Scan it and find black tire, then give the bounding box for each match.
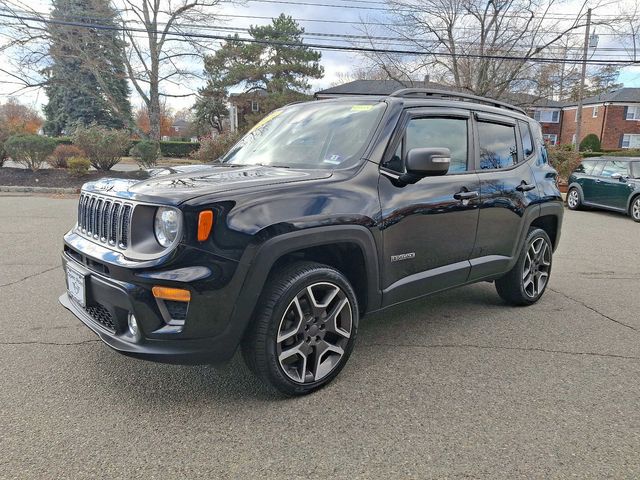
[495,228,553,306]
[566,187,582,210]
[241,261,359,396]
[630,196,640,223]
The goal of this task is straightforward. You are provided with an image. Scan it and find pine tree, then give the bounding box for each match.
[44,0,132,135]
[197,14,323,129]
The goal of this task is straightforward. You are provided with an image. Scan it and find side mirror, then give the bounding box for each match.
[405,147,451,178]
[611,173,627,181]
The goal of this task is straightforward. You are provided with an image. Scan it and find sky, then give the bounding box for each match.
[0,0,639,114]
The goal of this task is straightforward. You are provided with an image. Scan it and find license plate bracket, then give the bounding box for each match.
[66,265,87,307]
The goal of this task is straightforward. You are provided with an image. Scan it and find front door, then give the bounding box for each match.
[378,109,480,305]
[595,160,631,210]
[582,160,605,203]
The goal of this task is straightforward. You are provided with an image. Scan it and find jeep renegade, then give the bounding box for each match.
[60,89,564,395]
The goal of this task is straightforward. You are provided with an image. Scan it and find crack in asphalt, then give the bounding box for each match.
[360,342,640,361]
[0,265,61,288]
[0,339,100,346]
[548,287,638,332]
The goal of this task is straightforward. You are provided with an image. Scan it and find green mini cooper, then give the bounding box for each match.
[567,158,640,222]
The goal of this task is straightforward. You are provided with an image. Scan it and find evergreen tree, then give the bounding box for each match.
[44,0,132,135]
[197,14,323,129]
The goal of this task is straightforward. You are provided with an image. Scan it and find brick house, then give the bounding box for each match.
[557,89,640,149]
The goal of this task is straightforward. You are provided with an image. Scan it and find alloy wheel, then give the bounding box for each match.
[276,282,353,383]
[522,237,551,298]
[567,189,579,209]
[633,198,640,221]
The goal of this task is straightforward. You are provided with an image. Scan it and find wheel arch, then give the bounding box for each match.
[625,191,640,214]
[227,225,381,347]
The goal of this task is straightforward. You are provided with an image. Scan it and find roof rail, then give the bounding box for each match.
[389,88,527,115]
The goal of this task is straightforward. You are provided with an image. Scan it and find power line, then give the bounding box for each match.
[0,10,637,66]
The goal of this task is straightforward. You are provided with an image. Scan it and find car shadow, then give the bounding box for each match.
[78,283,508,404]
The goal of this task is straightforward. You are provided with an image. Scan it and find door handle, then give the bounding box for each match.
[453,189,479,200]
[595,178,602,183]
[516,181,536,192]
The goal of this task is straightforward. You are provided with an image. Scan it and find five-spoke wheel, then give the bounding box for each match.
[495,228,553,305]
[276,282,353,383]
[242,262,358,396]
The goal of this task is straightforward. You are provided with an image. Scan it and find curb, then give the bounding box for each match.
[0,185,80,194]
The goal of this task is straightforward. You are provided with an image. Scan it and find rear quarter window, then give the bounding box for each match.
[631,162,640,178]
[573,160,597,175]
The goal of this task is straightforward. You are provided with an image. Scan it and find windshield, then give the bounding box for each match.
[221,101,386,169]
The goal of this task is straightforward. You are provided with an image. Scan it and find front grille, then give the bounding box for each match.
[77,192,133,251]
[84,303,117,332]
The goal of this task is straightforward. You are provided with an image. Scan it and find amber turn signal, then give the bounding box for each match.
[197,210,214,242]
[152,286,191,302]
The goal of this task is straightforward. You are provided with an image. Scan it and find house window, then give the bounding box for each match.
[251,101,259,112]
[592,106,599,118]
[621,134,640,149]
[625,106,640,120]
[533,109,560,123]
[543,134,558,145]
[572,134,576,145]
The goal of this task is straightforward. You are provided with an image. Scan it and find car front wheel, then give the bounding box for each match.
[495,228,553,306]
[242,261,358,396]
[631,197,640,223]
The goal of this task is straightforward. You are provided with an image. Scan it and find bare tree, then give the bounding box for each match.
[0,0,224,139]
[358,0,619,99]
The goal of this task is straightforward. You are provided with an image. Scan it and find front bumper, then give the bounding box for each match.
[59,241,250,365]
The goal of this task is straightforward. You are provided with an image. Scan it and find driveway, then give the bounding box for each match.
[1,194,639,479]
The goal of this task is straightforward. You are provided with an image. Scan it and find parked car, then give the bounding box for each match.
[59,89,564,395]
[567,158,640,222]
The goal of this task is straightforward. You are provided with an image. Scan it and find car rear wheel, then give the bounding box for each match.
[631,197,640,223]
[567,188,581,210]
[241,261,358,396]
[495,228,553,306]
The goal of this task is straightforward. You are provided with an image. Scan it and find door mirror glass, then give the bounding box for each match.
[405,147,451,177]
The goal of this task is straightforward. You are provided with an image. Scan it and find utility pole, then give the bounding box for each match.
[574,8,592,150]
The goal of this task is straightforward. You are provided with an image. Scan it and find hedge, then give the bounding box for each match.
[129,140,199,158]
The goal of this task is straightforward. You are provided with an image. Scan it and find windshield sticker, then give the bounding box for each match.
[249,110,284,132]
[350,105,374,112]
[323,155,342,165]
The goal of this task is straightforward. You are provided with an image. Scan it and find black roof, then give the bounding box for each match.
[563,88,640,107]
[315,80,454,97]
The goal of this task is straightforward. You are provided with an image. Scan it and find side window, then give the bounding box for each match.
[478,121,518,170]
[631,162,640,179]
[574,160,596,175]
[601,161,629,178]
[591,161,605,177]
[403,117,469,174]
[519,120,534,158]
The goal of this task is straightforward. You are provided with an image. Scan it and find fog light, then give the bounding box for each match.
[128,313,139,337]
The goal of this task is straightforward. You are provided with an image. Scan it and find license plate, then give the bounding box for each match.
[67,266,86,307]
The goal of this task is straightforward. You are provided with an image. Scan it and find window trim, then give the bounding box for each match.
[542,133,558,146]
[621,133,640,149]
[518,120,536,160]
[380,107,475,177]
[533,109,560,123]
[592,106,599,118]
[251,100,259,112]
[625,105,640,121]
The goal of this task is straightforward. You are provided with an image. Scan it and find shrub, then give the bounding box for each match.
[4,134,57,171]
[547,145,581,184]
[48,144,85,168]
[191,132,242,163]
[130,140,161,168]
[579,134,601,152]
[159,141,200,158]
[67,156,91,176]
[72,125,131,170]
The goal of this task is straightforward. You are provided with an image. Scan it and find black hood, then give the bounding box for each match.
[81,164,333,205]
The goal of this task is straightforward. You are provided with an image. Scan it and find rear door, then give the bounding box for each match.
[595,160,631,210]
[469,112,538,280]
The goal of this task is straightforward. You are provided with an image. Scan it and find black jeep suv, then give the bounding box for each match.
[60,89,563,395]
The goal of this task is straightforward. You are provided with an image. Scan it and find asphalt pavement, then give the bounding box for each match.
[1,194,639,479]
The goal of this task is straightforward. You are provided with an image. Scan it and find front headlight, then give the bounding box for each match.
[154,207,180,247]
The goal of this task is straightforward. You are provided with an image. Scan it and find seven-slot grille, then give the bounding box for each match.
[77,192,133,249]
